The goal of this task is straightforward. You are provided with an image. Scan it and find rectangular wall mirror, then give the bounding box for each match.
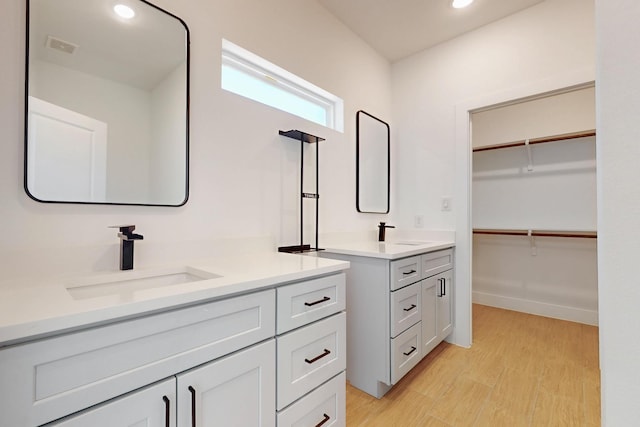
[356,110,390,213]
[25,0,190,206]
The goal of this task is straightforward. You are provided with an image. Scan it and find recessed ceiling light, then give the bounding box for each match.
[451,0,474,9]
[114,4,135,19]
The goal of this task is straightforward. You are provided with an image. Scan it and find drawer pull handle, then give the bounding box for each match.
[162,396,170,427]
[402,269,417,275]
[438,277,446,297]
[315,413,331,427]
[403,304,417,312]
[188,386,196,427]
[305,348,331,364]
[305,296,331,306]
[403,346,417,356]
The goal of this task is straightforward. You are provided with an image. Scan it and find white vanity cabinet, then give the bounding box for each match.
[275,274,347,426]
[321,246,453,398]
[0,270,347,427]
[50,340,276,427]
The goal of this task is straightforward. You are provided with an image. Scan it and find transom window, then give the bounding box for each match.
[221,40,344,132]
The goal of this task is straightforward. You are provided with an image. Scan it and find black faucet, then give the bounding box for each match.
[111,225,144,270]
[378,222,395,242]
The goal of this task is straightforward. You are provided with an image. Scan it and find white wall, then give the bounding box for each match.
[473,137,597,230]
[0,0,391,281]
[596,0,640,424]
[391,0,595,346]
[472,134,597,325]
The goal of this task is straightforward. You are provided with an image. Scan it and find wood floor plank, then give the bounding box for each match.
[345,304,601,426]
[428,376,492,426]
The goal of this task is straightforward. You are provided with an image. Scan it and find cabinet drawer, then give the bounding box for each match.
[277,372,345,427]
[277,313,346,410]
[277,273,346,334]
[390,255,421,290]
[0,290,275,427]
[390,281,421,338]
[421,249,453,279]
[390,322,422,384]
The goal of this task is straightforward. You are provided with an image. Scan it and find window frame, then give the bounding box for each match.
[221,39,344,132]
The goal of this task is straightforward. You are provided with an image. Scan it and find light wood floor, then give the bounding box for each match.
[346,304,600,426]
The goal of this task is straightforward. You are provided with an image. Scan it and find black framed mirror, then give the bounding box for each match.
[356,110,390,213]
[25,0,190,206]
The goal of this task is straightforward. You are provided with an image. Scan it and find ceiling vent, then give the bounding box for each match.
[46,35,78,54]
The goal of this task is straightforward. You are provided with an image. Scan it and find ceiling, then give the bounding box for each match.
[31,0,187,90]
[318,0,546,62]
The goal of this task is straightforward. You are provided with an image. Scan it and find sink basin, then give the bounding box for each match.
[65,266,221,300]
[390,241,433,246]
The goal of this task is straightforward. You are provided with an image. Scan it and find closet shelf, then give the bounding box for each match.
[472,129,596,153]
[473,228,597,239]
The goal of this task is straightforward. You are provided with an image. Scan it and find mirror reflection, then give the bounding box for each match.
[356,110,390,214]
[26,0,189,206]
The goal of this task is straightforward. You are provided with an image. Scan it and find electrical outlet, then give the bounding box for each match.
[414,215,424,228]
[441,197,452,211]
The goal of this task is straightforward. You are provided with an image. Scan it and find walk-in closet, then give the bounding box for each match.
[471,85,597,325]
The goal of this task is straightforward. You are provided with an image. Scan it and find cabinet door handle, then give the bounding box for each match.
[402,269,416,275]
[442,278,446,296]
[403,304,417,312]
[305,296,330,306]
[188,386,196,427]
[403,346,417,356]
[315,413,331,427]
[162,396,170,427]
[305,348,331,364]
[438,278,444,297]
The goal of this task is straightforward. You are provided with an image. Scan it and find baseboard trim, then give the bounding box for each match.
[472,291,598,326]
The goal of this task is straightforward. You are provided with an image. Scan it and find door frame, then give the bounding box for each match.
[451,67,595,348]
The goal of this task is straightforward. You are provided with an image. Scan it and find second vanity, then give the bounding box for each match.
[0,253,349,427]
[320,240,455,398]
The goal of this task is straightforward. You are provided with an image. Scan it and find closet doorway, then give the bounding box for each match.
[468,85,600,423]
[470,84,597,325]
[469,85,600,425]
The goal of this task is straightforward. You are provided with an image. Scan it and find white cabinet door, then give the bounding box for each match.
[177,339,276,427]
[49,378,176,427]
[421,277,438,358]
[437,270,453,340]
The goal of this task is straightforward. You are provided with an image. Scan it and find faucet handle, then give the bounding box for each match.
[109,224,136,233]
[109,225,143,240]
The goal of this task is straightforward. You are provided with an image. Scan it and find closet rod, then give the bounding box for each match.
[473,229,597,239]
[472,129,596,153]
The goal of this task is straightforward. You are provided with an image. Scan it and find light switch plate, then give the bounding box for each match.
[441,197,452,211]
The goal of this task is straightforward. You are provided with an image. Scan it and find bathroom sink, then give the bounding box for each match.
[65,266,221,300]
[390,241,433,246]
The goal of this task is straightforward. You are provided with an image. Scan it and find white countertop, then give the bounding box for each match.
[321,240,454,259]
[0,252,349,346]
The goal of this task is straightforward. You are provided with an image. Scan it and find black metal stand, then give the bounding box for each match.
[278,129,325,254]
